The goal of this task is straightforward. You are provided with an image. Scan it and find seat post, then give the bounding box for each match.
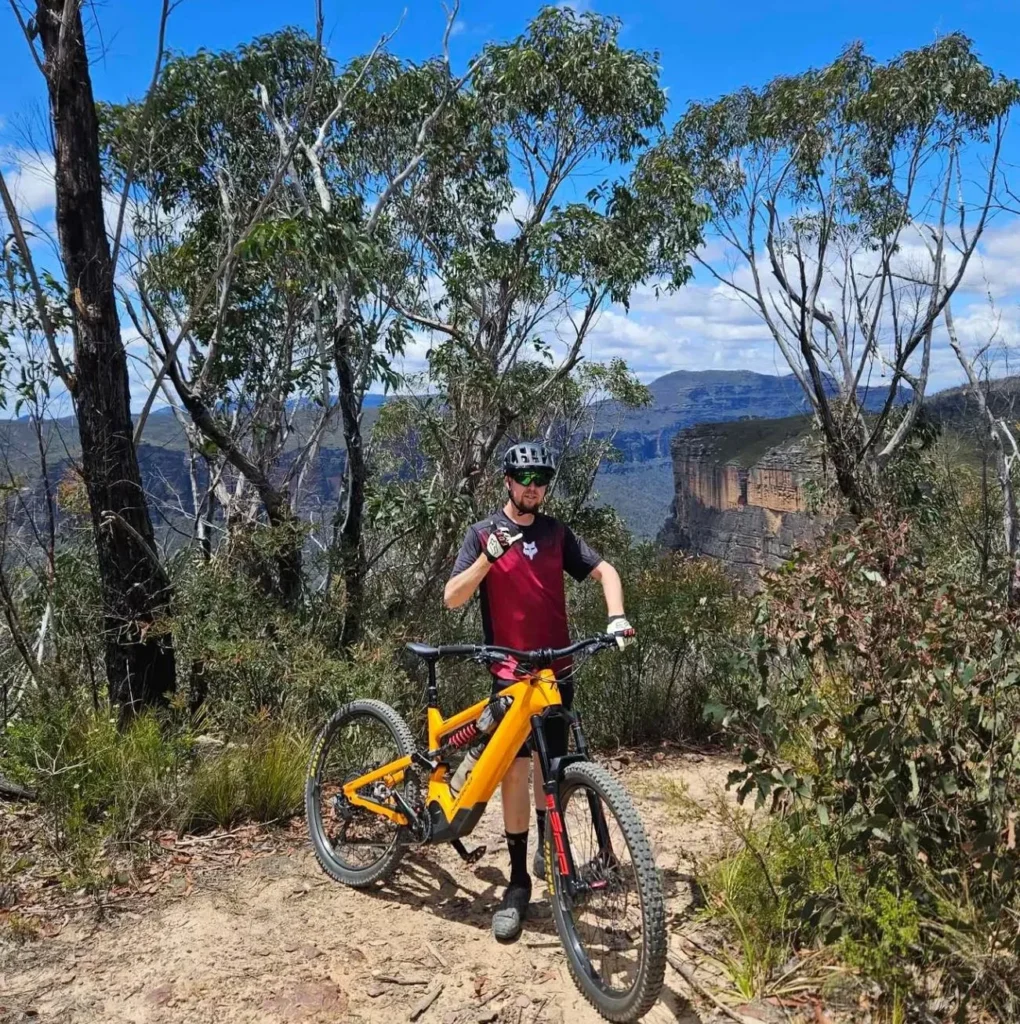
[426,661,439,708]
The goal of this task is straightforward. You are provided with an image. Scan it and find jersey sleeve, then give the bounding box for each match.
[450,525,483,578]
[562,524,602,582]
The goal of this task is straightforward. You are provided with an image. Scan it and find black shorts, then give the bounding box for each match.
[491,677,574,760]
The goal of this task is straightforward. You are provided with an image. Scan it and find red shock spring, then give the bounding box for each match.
[446,722,479,749]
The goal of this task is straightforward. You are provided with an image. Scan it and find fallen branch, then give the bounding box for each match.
[0,774,36,802]
[408,980,444,1021]
[667,952,763,1024]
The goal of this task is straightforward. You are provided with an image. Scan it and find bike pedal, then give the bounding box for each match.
[451,839,486,865]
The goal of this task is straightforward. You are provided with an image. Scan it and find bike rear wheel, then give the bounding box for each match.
[305,699,416,888]
[545,761,666,1022]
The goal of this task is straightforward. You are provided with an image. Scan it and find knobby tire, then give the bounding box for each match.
[545,761,666,1022]
[305,698,416,888]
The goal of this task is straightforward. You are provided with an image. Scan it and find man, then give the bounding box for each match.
[443,441,633,941]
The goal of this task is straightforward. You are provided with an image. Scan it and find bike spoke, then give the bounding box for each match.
[316,714,403,871]
[560,782,645,996]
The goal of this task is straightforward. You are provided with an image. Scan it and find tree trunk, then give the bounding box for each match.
[333,326,367,649]
[37,1,176,715]
[990,432,1020,608]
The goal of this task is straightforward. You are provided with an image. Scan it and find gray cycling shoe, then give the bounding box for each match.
[492,880,531,941]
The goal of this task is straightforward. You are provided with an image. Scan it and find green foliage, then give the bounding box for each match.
[838,886,920,981]
[701,817,923,1005]
[2,701,191,883]
[186,749,247,831]
[569,545,741,747]
[722,518,1020,892]
[709,516,1020,1015]
[185,721,307,830]
[172,551,388,729]
[670,34,1019,245]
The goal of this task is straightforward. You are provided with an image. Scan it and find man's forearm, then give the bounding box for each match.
[443,554,491,609]
[596,561,625,617]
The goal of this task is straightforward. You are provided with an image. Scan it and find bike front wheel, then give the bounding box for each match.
[305,698,416,888]
[545,761,666,1022]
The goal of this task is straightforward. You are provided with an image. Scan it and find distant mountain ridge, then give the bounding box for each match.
[596,369,909,461]
[0,369,981,542]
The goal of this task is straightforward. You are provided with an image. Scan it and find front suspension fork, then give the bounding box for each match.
[531,711,615,900]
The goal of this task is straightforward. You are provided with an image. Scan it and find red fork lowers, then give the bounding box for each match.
[545,794,570,875]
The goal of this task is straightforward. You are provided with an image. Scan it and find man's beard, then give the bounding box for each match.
[513,493,542,514]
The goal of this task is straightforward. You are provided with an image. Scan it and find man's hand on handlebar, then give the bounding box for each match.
[606,615,636,650]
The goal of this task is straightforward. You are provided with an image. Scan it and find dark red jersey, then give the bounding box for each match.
[450,510,602,661]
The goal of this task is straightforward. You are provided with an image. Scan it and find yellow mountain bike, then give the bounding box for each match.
[305,635,666,1022]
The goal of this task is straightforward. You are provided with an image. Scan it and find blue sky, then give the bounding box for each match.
[2,0,1020,407]
[4,1,1019,119]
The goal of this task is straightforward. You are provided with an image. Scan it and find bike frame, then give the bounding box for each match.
[340,665,593,887]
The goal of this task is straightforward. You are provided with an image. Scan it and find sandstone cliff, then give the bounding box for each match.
[659,420,827,584]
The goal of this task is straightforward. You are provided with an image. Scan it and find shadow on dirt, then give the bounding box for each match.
[357,852,704,1022]
[358,851,561,939]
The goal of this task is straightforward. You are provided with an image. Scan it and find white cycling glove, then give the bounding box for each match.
[607,615,635,649]
[484,522,524,563]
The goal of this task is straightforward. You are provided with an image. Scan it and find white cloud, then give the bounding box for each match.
[1,148,55,217]
[0,146,143,247]
[959,221,1020,300]
[449,19,466,37]
[495,188,533,239]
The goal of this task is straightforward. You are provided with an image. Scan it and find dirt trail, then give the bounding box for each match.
[1,753,739,1024]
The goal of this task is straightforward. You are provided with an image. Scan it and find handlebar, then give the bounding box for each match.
[434,634,618,667]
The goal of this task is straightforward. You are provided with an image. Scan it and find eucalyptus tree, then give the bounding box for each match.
[646,35,1019,512]
[109,6,702,644]
[104,30,345,604]
[103,24,475,615]
[1,0,178,713]
[379,7,703,594]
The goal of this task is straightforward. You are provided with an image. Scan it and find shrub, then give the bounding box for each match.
[171,556,386,730]
[569,545,742,747]
[721,517,1020,892]
[1,699,191,882]
[184,721,308,831]
[711,515,1020,1014]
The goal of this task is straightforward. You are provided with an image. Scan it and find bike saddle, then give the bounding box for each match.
[405,642,440,661]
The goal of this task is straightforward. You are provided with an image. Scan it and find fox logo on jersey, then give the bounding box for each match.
[522,541,538,560]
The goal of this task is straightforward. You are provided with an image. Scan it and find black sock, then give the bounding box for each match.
[535,809,546,848]
[506,830,530,887]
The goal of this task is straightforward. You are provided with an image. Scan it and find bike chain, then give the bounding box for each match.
[402,769,431,844]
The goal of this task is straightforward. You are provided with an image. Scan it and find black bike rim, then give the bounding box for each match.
[312,711,404,873]
[556,779,647,1001]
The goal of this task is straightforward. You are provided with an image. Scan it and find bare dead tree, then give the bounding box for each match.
[660,37,1020,513]
[944,292,1020,606]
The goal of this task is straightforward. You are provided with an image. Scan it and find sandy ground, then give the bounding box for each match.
[0,752,742,1024]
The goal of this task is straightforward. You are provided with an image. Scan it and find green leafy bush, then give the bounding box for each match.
[171,555,383,730]
[569,545,742,747]
[711,516,1020,1014]
[722,517,1020,891]
[1,700,191,882]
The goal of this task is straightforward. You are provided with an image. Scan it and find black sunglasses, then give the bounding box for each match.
[509,468,554,487]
